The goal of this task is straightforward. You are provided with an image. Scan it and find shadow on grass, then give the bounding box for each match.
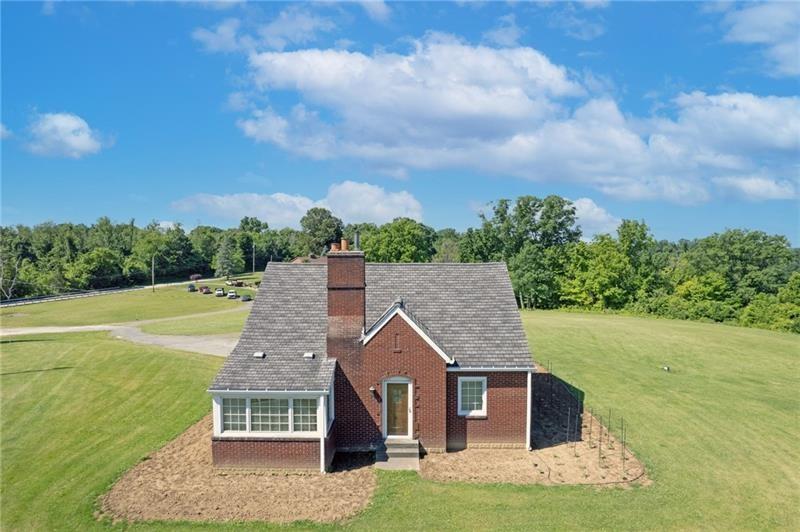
[0,338,55,344]
[1,366,74,376]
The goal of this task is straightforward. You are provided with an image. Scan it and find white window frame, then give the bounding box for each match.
[457,376,487,417]
[212,393,326,439]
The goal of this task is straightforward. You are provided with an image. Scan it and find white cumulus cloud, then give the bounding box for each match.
[192,8,335,53]
[721,2,800,77]
[483,14,523,47]
[0,123,11,139]
[573,197,620,239]
[172,180,423,227]
[712,175,797,201]
[192,18,243,52]
[258,7,335,51]
[359,1,391,22]
[323,181,422,223]
[27,112,104,159]
[197,25,800,204]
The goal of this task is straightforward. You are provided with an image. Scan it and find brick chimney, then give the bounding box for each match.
[327,239,365,358]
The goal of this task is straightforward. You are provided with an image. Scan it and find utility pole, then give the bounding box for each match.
[252,241,256,274]
[151,254,155,293]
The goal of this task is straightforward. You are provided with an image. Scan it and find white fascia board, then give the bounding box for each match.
[207,389,329,396]
[362,306,454,364]
[526,370,532,451]
[446,367,533,372]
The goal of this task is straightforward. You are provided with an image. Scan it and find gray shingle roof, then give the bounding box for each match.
[366,263,533,369]
[209,265,335,391]
[209,261,533,391]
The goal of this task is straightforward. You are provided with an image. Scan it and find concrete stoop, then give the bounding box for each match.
[375,439,420,471]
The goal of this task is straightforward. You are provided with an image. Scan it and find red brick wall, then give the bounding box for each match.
[327,252,366,340]
[212,438,319,469]
[446,372,528,450]
[333,314,448,453]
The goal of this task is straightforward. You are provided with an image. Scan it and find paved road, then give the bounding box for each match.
[0,305,249,357]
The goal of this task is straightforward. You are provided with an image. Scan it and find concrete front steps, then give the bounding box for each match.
[375,439,420,471]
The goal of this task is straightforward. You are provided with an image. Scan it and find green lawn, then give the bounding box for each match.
[0,283,255,328]
[0,333,223,531]
[1,312,798,530]
[139,310,248,336]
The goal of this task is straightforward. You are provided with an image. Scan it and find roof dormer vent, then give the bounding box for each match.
[253,351,266,359]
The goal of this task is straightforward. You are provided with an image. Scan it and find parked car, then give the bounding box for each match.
[187,283,197,292]
[200,286,211,294]
[241,294,252,302]
[227,290,238,299]
[189,274,202,282]
[215,288,225,297]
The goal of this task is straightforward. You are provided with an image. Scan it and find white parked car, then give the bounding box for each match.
[215,288,225,297]
[227,290,238,299]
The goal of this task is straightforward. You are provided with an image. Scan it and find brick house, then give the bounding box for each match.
[208,241,535,471]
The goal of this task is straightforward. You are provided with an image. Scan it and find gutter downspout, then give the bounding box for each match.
[526,370,532,451]
[319,394,328,473]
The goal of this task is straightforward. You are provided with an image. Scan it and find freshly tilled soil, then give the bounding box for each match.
[421,415,647,486]
[100,415,376,524]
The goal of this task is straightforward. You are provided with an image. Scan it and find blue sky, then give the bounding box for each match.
[1,1,798,243]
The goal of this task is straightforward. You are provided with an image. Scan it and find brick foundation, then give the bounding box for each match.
[446,371,528,450]
[212,438,320,470]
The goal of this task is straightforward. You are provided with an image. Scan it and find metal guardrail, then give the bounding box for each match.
[0,280,194,308]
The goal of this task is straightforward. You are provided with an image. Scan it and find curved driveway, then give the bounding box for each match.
[0,305,248,357]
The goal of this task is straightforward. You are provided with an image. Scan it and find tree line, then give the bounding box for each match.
[2,197,798,333]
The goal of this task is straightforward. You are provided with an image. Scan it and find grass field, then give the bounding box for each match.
[139,310,248,336]
[0,333,222,531]
[0,283,255,328]
[1,310,798,530]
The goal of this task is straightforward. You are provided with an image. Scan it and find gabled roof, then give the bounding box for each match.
[210,262,534,392]
[365,263,533,369]
[362,300,454,364]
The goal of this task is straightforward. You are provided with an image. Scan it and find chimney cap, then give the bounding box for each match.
[340,238,349,251]
[330,242,341,252]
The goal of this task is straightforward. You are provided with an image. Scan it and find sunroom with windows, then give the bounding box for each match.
[211,391,334,439]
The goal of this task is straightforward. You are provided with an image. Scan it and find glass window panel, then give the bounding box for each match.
[251,398,289,432]
[292,398,318,432]
[459,379,485,413]
[222,398,247,431]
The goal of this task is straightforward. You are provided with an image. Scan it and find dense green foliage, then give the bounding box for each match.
[2,198,797,332]
[2,314,798,530]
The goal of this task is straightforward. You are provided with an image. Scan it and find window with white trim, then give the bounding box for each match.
[251,398,289,432]
[219,396,321,435]
[293,398,318,432]
[458,377,487,416]
[222,398,247,431]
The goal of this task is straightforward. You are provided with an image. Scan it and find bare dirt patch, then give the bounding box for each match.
[100,415,376,524]
[421,414,647,486]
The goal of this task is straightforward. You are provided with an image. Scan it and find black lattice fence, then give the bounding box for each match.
[533,360,635,477]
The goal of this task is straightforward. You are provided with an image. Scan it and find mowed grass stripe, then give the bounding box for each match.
[0,333,222,531]
[0,283,255,328]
